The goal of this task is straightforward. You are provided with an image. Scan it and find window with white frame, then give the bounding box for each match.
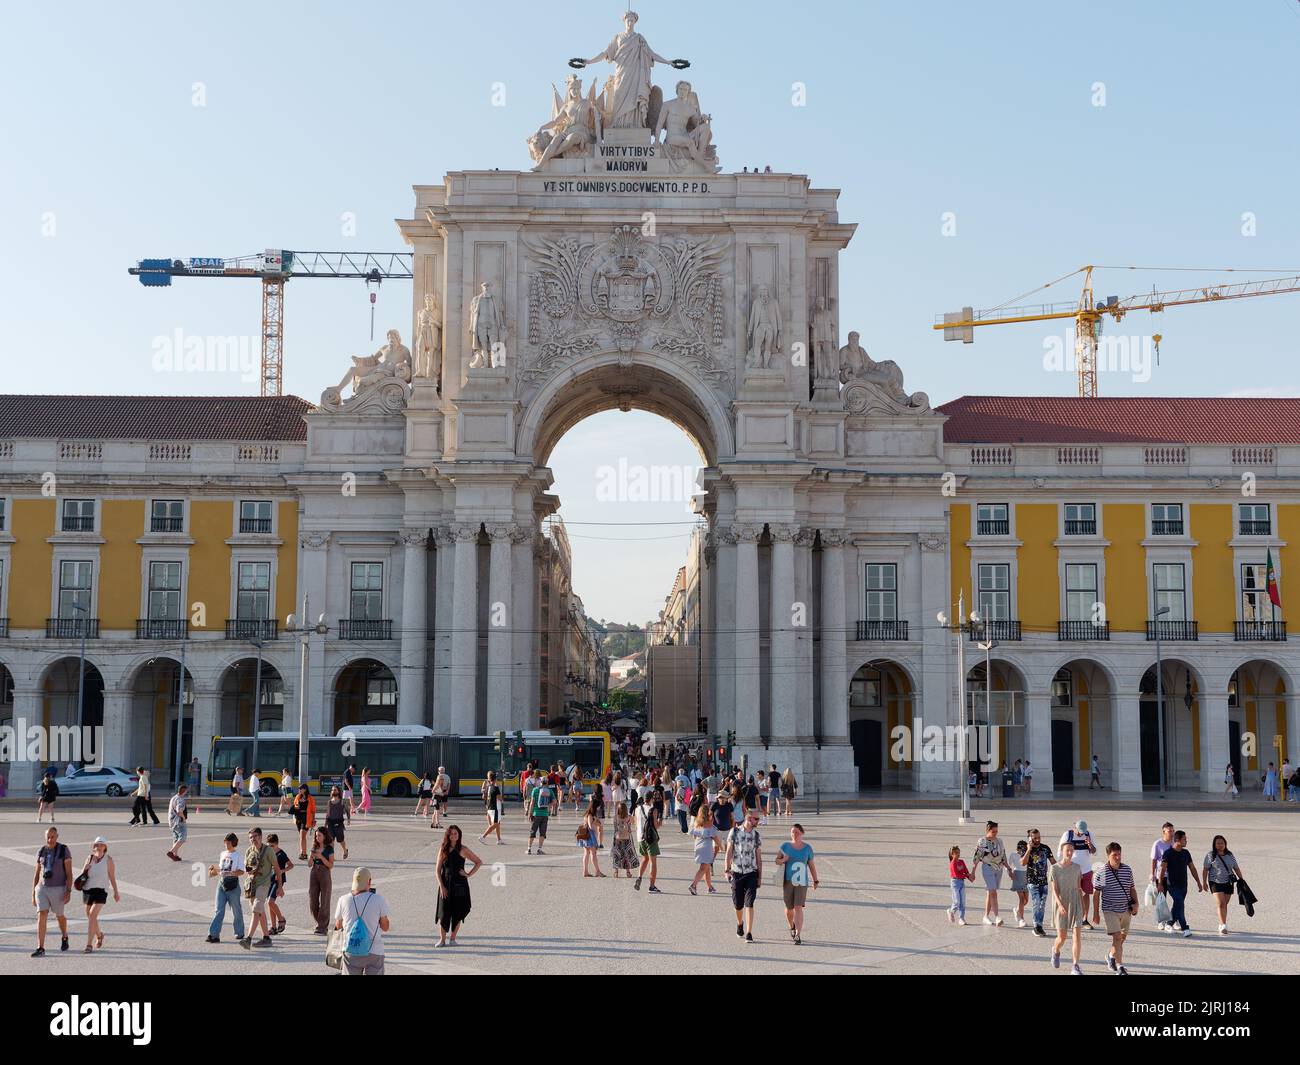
[349,563,384,620]
[58,560,93,618]
[977,563,1011,620]
[148,561,183,620]
[151,499,184,533]
[1152,563,1187,621]
[1064,503,1096,535]
[1241,563,1276,621]
[236,562,271,619]
[61,499,95,532]
[1064,563,1098,621]
[977,503,1009,535]
[1151,502,1183,535]
[238,500,273,534]
[1239,503,1270,536]
[863,564,897,621]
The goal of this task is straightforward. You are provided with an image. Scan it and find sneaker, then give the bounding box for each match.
[707,886,717,894]
[1050,950,1061,969]
[634,877,642,891]
[957,918,967,925]
[526,847,532,855]
[982,916,993,925]
[1016,918,1026,928]
[689,885,697,896]
[994,916,1003,927]
[536,849,545,855]
[1107,955,1117,973]
[1033,925,1047,938]
[1081,920,1093,931]
[31,947,45,958]
[745,932,754,943]
[647,885,661,894]
[1117,965,1129,975]
[1156,921,1167,931]
[1218,923,1228,935]
[205,936,220,944]
[240,937,252,951]
[1070,964,1083,975]
[61,937,69,952]
[1182,928,1193,938]
[793,934,802,945]
[254,937,274,947]
[736,922,744,938]
[947,909,955,924]
[1163,924,1176,934]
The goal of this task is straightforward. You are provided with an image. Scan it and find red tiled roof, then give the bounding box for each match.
[937,396,1300,445]
[0,395,313,441]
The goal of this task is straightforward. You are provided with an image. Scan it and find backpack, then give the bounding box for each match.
[641,807,659,847]
[345,894,374,955]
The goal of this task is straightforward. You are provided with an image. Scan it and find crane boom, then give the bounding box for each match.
[129,250,414,396]
[935,266,1300,397]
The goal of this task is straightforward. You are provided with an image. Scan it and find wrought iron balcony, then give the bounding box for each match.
[977,519,1009,535]
[61,515,95,532]
[1151,519,1184,536]
[1064,519,1097,535]
[338,618,393,640]
[225,618,278,640]
[150,516,184,533]
[1239,520,1271,536]
[136,618,189,640]
[239,517,273,534]
[1234,620,1286,642]
[1146,619,1198,641]
[855,620,909,641]
[1058,620,1110,641]
[46,617,100,639]
[967,620,1021,641]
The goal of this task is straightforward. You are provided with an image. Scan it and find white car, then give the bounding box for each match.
[37,766,140,797]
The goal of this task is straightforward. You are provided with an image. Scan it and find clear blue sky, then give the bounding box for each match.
[4,1,1299,621]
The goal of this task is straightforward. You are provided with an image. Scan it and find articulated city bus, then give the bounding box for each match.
[207,727,611,798]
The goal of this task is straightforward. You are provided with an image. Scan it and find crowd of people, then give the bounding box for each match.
[946,816,1256,975]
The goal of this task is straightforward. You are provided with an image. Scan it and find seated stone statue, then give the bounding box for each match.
[653,80,718,172]
[839,330,918,407]
[321,329,411,411]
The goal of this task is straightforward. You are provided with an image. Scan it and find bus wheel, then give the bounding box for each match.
[387,779,411,799]
[260,780,277,798]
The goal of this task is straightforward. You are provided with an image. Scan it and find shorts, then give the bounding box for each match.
[269,879,282,901]
[1080,871,1095,895]
[83,888,108,907]
[419,789,432,799]
[281,787,293,797]
[638,839,660,858]
[250,882,269,914]
[1209,880,1234,896]
[486,807,500,824]
[782,880,808,909]
[530,816,549,840]
[36,884,68,915]
[758,794,768,809]
[731,870,759,910]
[327,820,345,843]
[1103,910,1132,936]
[171,822,188,843]
[294,812,308,831]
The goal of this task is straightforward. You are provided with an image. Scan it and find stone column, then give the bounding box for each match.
[916,532,952,793]
[486,524,514,734]
[398,530,429,726]
[99,687,132,770]
[8,689,44,793]
[511,526,536,732]
[431,527,454,732]
[701,533,717,737]
[733,524,761,745]
[713,528,737,741]
[1025,690,1055,794]
[1110,689,1143,793]
[769,524,798,744]
[1199,690,1230,793]
[191,689,222,795]
[794,528,816,741]
[449,523,480,735]
[819,531,850,745]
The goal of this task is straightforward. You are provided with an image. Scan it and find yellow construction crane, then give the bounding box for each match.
[935,266,1300,397]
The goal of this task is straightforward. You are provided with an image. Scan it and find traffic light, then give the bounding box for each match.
[717,746,727,761]
[726,730,736,747]
[706,747,714,759]
[493,730,505,752]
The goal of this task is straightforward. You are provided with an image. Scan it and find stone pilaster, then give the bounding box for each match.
[768,523,798,744]
[732,523,761,745]
[1199,691,1230,793]
[486,523,515,733]
[399,529,429,726]
[449,522,480,735]
[1110,690,1143,793]
[1025,690,1055,794]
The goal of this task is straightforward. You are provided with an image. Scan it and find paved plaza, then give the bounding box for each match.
[1,797,1293,975]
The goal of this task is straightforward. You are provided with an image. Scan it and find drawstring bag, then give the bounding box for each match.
[345,894,374,956]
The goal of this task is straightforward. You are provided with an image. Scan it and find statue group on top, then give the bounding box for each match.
[528,10,719,174]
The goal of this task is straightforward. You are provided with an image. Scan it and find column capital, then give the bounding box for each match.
[726,523,762,544]
[487,522,518,542]
[919,532,948,553]
[794,527,817,547]
[300,531,330,551]
[769,523,799,544]
[819,528,850,548]
[399,528,430,548]
[510,525,534,545]
[450,522,482,543]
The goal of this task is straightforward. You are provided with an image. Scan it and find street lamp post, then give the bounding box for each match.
[284,595,329,791]
[1154,605,1170,798]
[940,589,979,824]
[250,637,264,780]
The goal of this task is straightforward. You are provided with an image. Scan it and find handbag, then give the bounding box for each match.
[325,926,346,969]
[575,823,590,842]
[73,860,91,892]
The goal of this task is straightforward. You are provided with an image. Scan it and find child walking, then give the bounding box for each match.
[1012,839,1030,927]
[948,845,975,925]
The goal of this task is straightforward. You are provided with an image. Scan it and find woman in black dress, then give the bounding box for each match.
[435,825,483,947]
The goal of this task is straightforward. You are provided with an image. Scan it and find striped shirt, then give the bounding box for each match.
[1099,861,1135,912]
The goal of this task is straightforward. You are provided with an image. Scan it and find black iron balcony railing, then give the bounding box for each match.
[967,620,1021,641]
[136,618,189,640]
[46,617,100,639]
[61,515,94,532]
[1146,619,1199,641]
[1064,519,1096,535]
[225,618,277,640]
[150,516,184,533]
[1151,519,1184,535]
[1234,620,1287,642]
[1239,520,1271,536]
[977,519,1009,535]
[338,619,393,640]
[1058,620,1110,641]
[855,620,909,641]
[239,517,273,534]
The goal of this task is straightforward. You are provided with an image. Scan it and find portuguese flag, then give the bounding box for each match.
[1266,548,1281,608]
